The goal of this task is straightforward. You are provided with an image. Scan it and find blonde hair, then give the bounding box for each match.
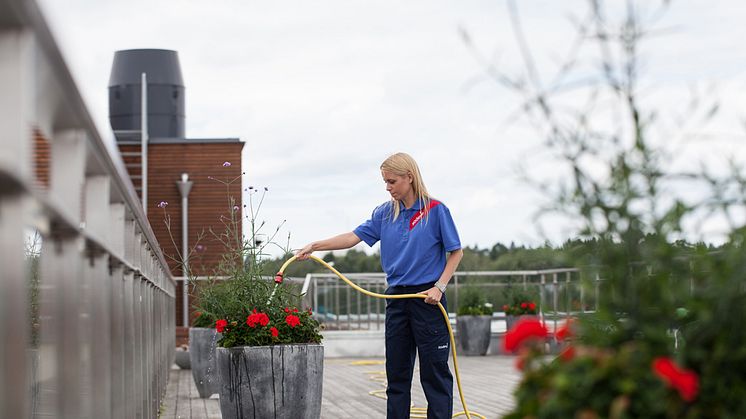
[380,152,431,221]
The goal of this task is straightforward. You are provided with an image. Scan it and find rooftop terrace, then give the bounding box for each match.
[160,356,521,419]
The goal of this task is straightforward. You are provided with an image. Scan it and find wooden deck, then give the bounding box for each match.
[159,356,521,419]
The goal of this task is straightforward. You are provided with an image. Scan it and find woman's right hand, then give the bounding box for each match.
[295,243,315,260]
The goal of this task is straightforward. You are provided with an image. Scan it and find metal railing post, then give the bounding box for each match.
[0,26,34,419]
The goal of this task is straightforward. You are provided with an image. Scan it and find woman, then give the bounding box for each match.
[297,152,463,419]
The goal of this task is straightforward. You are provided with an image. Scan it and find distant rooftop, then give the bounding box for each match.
[115,135,241,145]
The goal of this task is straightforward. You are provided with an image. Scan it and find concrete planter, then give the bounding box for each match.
[189,327,221,398]
[457,315,492,356]
[174,347,191,369]
[505,314,538,331]
[216,344,324,419]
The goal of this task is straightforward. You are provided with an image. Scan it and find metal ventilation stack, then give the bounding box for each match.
[109,49,186,140]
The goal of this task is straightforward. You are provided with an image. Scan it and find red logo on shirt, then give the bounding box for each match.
[409,200,440,230]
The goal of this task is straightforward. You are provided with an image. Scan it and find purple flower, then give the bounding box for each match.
[195,244,205,252]
[157,201,168,208]
[223,161,232,167]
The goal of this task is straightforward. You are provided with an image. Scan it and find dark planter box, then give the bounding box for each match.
[457,315,492,356]
[189,327,221,398]
[216,344,324,419]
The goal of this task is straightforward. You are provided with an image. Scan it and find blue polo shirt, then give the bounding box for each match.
[353,199,461,287]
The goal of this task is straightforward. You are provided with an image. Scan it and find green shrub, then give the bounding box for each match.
[457,286,493,316]
[488,1,746,417]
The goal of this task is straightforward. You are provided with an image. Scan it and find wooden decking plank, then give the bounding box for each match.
[159,369,179,418]
[204,397,222,419]
[161,355,522,418]
[174,366,191,419]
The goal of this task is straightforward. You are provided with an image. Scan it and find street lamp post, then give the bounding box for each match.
[176,173,193,327]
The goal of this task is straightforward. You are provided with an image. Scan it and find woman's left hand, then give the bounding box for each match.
[419,287,442,305]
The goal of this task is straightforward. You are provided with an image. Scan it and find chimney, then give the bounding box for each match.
[108,49,185,141]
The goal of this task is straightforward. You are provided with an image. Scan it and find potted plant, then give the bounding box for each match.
[502,291,539,331]
[456,286,494,356]
[189,168,324,419]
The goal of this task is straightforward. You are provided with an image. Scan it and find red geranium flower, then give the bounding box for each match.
[559,345,576,362]
[215,319,228,333]
[520,302,528,309]
[503,318,548,352]
[528,302,536,311]
[285,314,301,328]
[556,319,573,341]
[270,327,279,338]
[247,312,270,328]
[652,357,699,402]
[515,355,526,371]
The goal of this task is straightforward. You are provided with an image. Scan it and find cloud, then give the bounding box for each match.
[37,0,746,257]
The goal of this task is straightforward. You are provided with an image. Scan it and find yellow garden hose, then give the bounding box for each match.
[276,255,485,419]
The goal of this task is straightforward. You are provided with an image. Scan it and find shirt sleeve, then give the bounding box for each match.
[438,204,461,252]
[353,204,384,247]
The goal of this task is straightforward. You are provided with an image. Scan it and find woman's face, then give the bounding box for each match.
[381,170,413,201]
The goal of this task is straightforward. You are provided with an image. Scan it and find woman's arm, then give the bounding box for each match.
[437,248,463,287]
[420,248,464,305]
[295,232,362,260]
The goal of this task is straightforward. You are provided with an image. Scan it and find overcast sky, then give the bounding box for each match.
[37,0,746,257]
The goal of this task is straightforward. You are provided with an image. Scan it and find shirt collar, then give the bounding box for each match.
[398,198,427,211]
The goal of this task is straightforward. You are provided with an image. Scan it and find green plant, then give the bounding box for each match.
[501,285,540,316]
[457,286,493,316]
[502,292,538,316]
[162,162,322,347]
[466,1,746,417]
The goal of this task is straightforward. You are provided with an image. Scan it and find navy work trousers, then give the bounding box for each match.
[385,282,453,419]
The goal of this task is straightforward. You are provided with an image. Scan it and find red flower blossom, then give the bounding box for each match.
[559,345,576,362]
[652,357,699,402]
[284,307,291,313]
[528,302,536,311]
[515,355,526,371]
[520,302,528,309]
[270,327,279,338]
[247,312,270,328]
[503,318,548,352]
[285,314,301,328]
[556,320,573,341]
[215,319,228,333]
[502,304,509,312]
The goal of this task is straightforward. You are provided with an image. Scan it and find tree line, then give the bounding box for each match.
[265,237,719,278]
